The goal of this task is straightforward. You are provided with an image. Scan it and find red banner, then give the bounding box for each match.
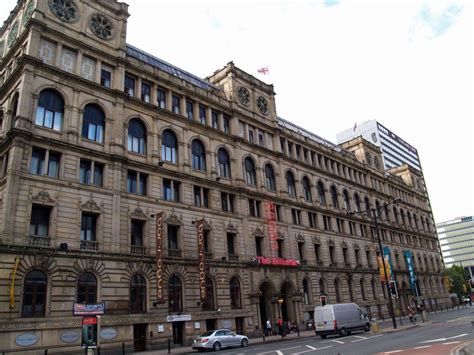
[264,202,278,252]
[156,212,165,303]
[197,219,206,302]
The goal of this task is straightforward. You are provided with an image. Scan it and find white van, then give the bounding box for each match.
[314,303,370,339]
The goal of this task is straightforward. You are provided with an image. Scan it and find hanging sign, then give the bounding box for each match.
[155,212,165,304]
[73,302,105,316]
[264,202,278,252]
[196,219,206,302]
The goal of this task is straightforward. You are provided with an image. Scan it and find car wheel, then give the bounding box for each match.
[241,338,248,347]
[198,349,205,352]
[339,328,348,337]
[320,334,327,339]
[347,331,352,335]
[213,342,221,351]
[364,324,370,332]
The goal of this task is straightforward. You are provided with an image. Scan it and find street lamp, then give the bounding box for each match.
[348,198,401,329]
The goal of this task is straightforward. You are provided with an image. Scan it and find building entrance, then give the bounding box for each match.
[133,323,147,352]
[172,322,184,345]
[258,282,275,330]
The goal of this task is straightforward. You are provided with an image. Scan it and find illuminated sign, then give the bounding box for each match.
[196,219,206,302]
[264,202,278,252]
[155,212,165,304]
[251,256,300,267]
[73,302,105,316]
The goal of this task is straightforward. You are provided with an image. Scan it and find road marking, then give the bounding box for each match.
[384,351,403,354]
[448,334,468,340]
[447,317,470,322]
[419,333,468,344]
[277,351,283,355]
[330,339,344,344]
[292,345,334,354]
[352,334,383,343]
[443,341,461,345]
[413,345,432,349]
[257,348,301,355]
[353,335,367,339]
[306,345,316,350]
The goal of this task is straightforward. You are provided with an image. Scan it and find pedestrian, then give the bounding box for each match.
[277,317,283,336]
[266,318,272,336]
[407,306,414,323]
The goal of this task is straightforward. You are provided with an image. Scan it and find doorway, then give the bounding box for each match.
[172,321,184,345]
[133,323,147,352]
[206,318,217,331]
[258,282,275,329]
[235,317,244,335]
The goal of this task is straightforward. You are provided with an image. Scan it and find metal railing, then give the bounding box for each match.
[28,235,51,247]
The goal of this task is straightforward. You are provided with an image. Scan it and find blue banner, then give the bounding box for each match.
[403,250,416,292]
[383,246,395,281]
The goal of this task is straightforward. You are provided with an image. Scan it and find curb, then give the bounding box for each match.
[450,340,474,355]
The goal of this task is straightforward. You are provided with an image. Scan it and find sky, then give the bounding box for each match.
[1,0,472,224]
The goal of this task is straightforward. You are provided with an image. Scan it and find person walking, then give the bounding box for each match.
[266,319,272,336]
[407,306,414,323]
[277,317,283,336]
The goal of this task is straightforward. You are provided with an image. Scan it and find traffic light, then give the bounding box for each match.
[389,281,398,299]
[320,295,327,306]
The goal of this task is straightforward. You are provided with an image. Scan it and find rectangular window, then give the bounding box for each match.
[199,105,207,124]
[223,115,230,133]
[287,142,293,158]
[29,205,50,237]
[186,100,194,120]
[227,233,236,256]
[277,240,284,258]
[124,75,135,97]
[366,250,371,266]
[127,170,147,196]
[80,160,103,187]
[100,68,111,88]
[296,145,301,160]
[193,186,209,208]
[258,132,264,146]
[141,82,151,103]
[221,192,235,213]
[336,218,344,233]
[30,148,46,175]
[47,152,60,178]
[329,246,335,263]
[163,179,180,202]
[303,149,309,164]
[255,237,263,256]
[308,212,317,228]
[248,129,254,143]
[211,111,218,129]
[172,95,180,114]
[157,88,166,109]
[168,225,179,251]
[314,244,321,262]
[248,199,261,217]
[298,242,305,260]
[360,224,367,237]
[349,222,355,235]
[80,213,97,241]
[131,220,144,246]
[355,249,360,265]
[291,208,301,225]
[280,138,285,154]
[323,215,331,231]
[343,247,348,263]
[275,204,282,222]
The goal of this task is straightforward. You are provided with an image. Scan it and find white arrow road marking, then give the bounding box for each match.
[352,334,383,343]
[277,351,284,355]
[384,351,403,354]
[413,346,432,349]
[306,345,317,350]
[420,334,468,344]
[330,339,345,344]
[292,345,334,354]
[442,341,461,345]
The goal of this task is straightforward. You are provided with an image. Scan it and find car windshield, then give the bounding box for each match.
[199,331,215,337]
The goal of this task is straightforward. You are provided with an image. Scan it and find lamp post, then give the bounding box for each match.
[349,198,400,330]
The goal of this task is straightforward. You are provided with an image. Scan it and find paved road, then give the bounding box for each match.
[214,308,474,355]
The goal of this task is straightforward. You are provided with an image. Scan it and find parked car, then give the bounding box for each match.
[192,329,248,351]
[314,303,370,339]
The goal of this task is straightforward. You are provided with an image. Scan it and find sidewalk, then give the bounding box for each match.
[137,317,427,354]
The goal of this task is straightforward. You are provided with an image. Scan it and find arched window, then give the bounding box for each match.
[82,104,105,143]
[334,279,342,303]
[244,157,256,186]
[303,279,310,305]
[365,197,371,215]
[162,130,178,163]
[343,190,350,211]
[168,275,182,312]
[128,118,146,154]
[400,209,406,225]
[286,171,296,197]
[202,276,215,310]
[22,269,47,317]
[354,193,361,212]
[317,182,326,205]
[77,272,97,304]
[192,139,206,171]
[360,279,367,301]
[330,186,339,208]
[35,89,64,131]
[371,279,377,300]
[218,148,231,178]
[393,207,399,223]
[229,277,242,309]
[130,274,146,313]
[302,177,312,201]
[265,164,276,191]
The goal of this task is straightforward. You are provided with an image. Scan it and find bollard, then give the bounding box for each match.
[84,346,88,355]
[122,342,125,355]
[97,347,100,355]
[45,350,48,355]
[168,338,171,353]
[297,324,300,337]
[262,331,266,342]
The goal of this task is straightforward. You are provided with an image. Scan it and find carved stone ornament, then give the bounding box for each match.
[226,223,238,233]
[237,86,250,106]
[296,234,305,242]
[341,240,348,248]
[49,0,79,23]
[277,231,285,240]
[253,227,264,237]
[7,21,19,48]
[89,13,114,40]
[328,239,335,246]
[22,0,35,24]
[313,236,320,244]
[130,207,147,220]
[32,191,56,205]
[81,198,101,213]
[0,41,4,59]
[257,96,269,115]
[166,214,181,226]
[203,220,212,230]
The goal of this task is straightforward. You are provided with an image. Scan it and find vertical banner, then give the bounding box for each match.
[155,212,165,303]
[383,246,395,281]
[264,202,278,252]
[377,256,391,282]
[403,250,416,293]
[196,219,206,302]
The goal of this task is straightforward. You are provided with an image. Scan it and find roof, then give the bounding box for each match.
[126,44,221,92]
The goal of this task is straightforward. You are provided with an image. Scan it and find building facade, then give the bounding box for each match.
[337,120,422,173]
[0,0,448,352]
[437,216,474,268]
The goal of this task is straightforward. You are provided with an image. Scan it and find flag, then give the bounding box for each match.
[353,122,357,131]
[257,67,269,75]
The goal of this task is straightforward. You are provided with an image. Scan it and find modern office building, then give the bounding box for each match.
[437,216,474,268]
[337,120,422,173]
[0,0,448,352]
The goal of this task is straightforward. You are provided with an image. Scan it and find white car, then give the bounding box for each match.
[192,329,249,351]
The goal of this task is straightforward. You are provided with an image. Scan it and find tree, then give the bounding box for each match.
[445,265,467,297]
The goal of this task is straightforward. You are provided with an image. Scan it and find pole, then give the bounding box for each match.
[373,207,397,329]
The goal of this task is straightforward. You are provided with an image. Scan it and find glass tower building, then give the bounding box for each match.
[437,216,474,268]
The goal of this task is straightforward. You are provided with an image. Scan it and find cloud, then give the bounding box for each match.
[324,0,340,7]
[411,3,463,39]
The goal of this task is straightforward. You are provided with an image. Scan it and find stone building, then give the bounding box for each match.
[0,0,448,352]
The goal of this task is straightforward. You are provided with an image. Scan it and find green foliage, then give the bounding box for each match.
[445,265,467,297]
